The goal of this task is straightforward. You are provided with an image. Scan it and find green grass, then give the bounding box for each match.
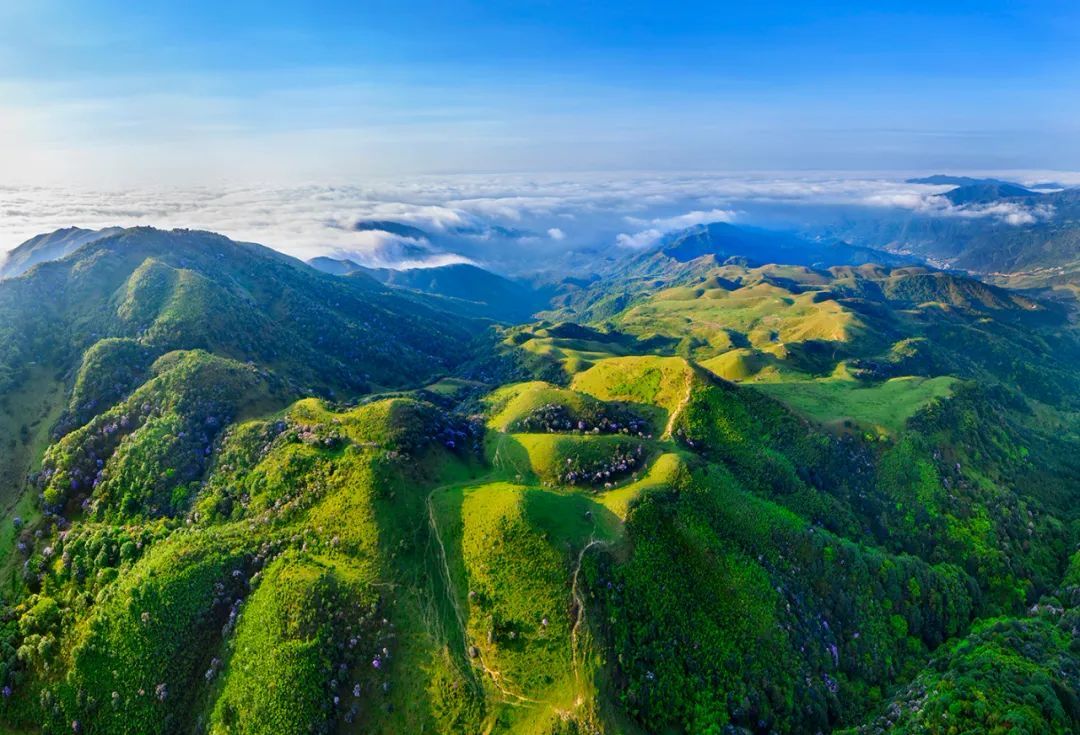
[700,347,806,382]
[570,355,695,433]
[611,277,865,359]
[593,451,688,520]
[0,366,66,573]
[423,377,487,398]
[209,552,378,735]
[754,375,958,434]
[510,433,651,488]
[457,483,580,712]
[484,381,606,432]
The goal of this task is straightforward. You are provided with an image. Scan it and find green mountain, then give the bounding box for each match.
[0,225,1077,735]
[0,227,124,279]
[649,222,914,269]
[0,226,482,521]
[308,259,547,322]
[816,186,1080,299]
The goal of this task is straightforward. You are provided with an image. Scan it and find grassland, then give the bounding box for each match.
[612,278,865,359]
[1,227,1078,734]
[755,375,958,435]
[0,367,67,577]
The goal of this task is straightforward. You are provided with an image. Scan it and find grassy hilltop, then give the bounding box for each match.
[0,226,1077,734]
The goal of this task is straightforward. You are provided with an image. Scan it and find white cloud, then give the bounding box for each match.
[0,172,1071,275]
[392,253,477,269]
[615,229,664,249]
[861,188,1055,225]
[616,207,737,249]
[639,208,737,229]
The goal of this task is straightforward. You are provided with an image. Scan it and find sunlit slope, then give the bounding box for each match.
[4,354,1078,734]
[755,375,958,435]
[0,226,485,601]
[0,226,1078,734]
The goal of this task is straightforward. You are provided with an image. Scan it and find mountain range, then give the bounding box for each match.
[808,175,1080,300]
[0,218,1076,735]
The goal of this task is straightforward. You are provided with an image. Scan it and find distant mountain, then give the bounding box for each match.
[811,188,1080,293]
[906,174,1022,187]
[651,222,915,269]
[363,262,547,322]
[0,226,124,278]
[309,256,546,322]
[353,219,431,239]
[307,255,365,276]
[547,222,919,322]
[941,182,1038,205]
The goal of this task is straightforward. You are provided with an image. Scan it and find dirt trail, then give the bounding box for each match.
[663,366,695,440]
[570,538,606,690]
[426,486,544,707]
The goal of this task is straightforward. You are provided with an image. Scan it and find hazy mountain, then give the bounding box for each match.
[905,174,1023,187]
[649,222,917,270]
[941,182,1038,205]
[307,255,365,276]
[805,187,1080,296]
[353,219,431,239]
[360,262,547,322]
[310,256,548,322]
[0,226,124,279]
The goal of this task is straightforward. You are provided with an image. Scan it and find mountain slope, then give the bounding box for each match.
[0,227,484,529]
[0,224,1077,735]
[310,258,547,322]
[0,226,123,279]
[941,182,1038,205]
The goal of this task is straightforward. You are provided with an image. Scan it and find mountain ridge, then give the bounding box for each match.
[0,222,1076,735]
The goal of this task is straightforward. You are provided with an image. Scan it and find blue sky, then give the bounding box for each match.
[1,1,1078,184]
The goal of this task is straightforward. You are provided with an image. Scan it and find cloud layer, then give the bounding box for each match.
[1,172,1074,273]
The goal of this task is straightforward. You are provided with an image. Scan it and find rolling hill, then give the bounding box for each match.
[0,224,1077,735]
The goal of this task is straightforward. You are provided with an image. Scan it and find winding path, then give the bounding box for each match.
[570,537,607,692]
[425,484,544,707]
[663,366,696,440]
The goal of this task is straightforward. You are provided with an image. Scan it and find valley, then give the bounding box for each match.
[0,223,1075,735]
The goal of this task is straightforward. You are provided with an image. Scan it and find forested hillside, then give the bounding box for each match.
[0,226,1076,735]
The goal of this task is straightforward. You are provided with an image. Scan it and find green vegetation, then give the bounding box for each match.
[209,553,380,734]
[0,225,1077,734]
[755,375,957,435]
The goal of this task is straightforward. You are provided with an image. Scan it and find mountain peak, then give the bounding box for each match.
[941,182,1038,205]
[0,225,125,279]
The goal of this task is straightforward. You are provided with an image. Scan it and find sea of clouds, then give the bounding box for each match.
[1,172,1075,274]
